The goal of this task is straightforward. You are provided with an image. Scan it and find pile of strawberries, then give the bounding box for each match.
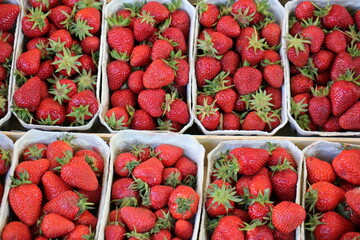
[103,0,191,132]
[0,145,11,204]
[105,144,199,240]
[2,135,105,239]
[0,3,20,120]
[205,143,305,239]
[304,145,360,239]
[11,0,102,127]
[289,1,360,132]
[195,0,283,132]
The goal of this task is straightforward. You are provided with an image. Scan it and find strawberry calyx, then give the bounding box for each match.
[75,191,95,219]
[344,25,360,43]
[125,231,150,240]
[156,118,176,131]
[67,105,93,126]
[196,0,210,15]
[37,114,60,125]
[197,31,221,58]
[286,34,311,55]
[129,143,154,159]
[339,143,360,150]
[105,112,128,131]
[246,29,269,53]
[203,71,233,96]
[47,38,66,53]
[310,86,329,97]
[196,99,219,121]
[301,17,321,28]
[304,213,325,237]
[170,50,185,60]
[166,0,181,13]
[121,158,140,176]
[61,6,77,30]
[106,14,131,28]
[232,7,255,28]
[0,96,7,112]
[23,145,45,160]
[49,81,73,105]
[111,196,138,208]
[54,150,74,170]
[297,58,318,80]
[336,69,360,85]
[267,142,278,154]
[305,185,319,213]
[206,215,223,233]
[138,10,156,26]
[163,170,181,187]
[248,188,272,207]
[313,2,330,18]
[206,182,242,212]
[14,70,28,87]
[110,49,130,61]
[82,231,96,240]
[130,178,151,206]
[11,105,34,123]
[57,133,76,145]
[347,43,360,58]
[151,209,175,233]
[296,113,311,131]
[74,69,96,92]
[10,170,32,188]
[291,97,308,119]
[157,17,172,34]
[175,195,195,215]
[70,18,94,41]
[157,35,179,48]
[52,48,82,76]
[26,7,51,31]
[75,0,102,10]
[241,219,266,231]
[255,0,274,20]
[219,0,233,16]
[0,148,11,167]
[249,88,274,112]
[84,155,100,175]
[162,91,177,116]
[35,0,50,10]
[182,175,197,189]
[212,152,239,183]
[269,159,297,174]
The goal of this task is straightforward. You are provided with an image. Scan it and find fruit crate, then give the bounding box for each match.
[97,130,205,240]
[99,0,196,133]
[191,0,289,135]
[9,0,105,131]
[284,0,360,136]
[0,129,111,238]
[301,141,360,239]
[0,0,21,129]
[200,139,304,239]
[0,133,14,210]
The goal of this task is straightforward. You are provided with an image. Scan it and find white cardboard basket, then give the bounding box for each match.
[285,0,360,136]
[99,0,195,134]
[9,0,106,131]
[97,130,205,240]
[0,129,111,239]
[0,0,22,129]
[192,0,289,135]
[200,139,304,239]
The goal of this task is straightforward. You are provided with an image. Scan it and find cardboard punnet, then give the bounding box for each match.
[99,0,195,133]
[9,0,106,131]
[0,129,111,238]
[192,0,288,135]
[200,139,304,239]
[285,0,360,136]
[97,130,205,240]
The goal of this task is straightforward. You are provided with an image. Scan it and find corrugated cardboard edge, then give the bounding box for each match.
[0,0,22,129]
[200,139,303,240]
[0,129,111,238]
[285,0,360,136]
[191,0,288,136]
[9,0,105,131]
[97,129,205,240]
[301,140,359,239]
[99,0,195,134]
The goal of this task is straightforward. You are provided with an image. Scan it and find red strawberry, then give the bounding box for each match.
[249,167,272,197]
[235,26,256,53]
[332,148,360,185]
[138,89,166,118]
[78,54,97,74]
[111,89,137,109]
[173,58,189,86]
[261,22,281,47]
[75,149,104,176]
[196,56,221,88]
[248,195,274,222]
[215,88,237,113]
[290,74,314,96]
[114,152,139,177]
[295,1,315,21]
[242,111,266,131]
[151,39,173,60]
[36,98,66,125]
[168,185,199,220]
[65,225,92,239]
[73,7,100,37]
[286,34,310,68]
[41,213,75,238]
[198,3,219,28]
[0,147,10,175]
[111,178,139,206]
[0,32,14,44]
[301,24,324,54]
[174,156,197,179]
[129,109,156,130]
[60,157,98,191]
[325,30,347,54]
[36,60,55,81]
[133,157,164,187]
[46,138,73,171]
[330,79,360,117]
[130,44,151,67]
[152,229,172,240]
[121,207,156,233]
[264,86,282,110]
[170,9,190,39]
[234,66,262,95]
[174,219,193,240]
[306,156,336,184]
[149,185,174,210]
[212,215,244,240]
[308,87,331,126]
[16,48,41,76]
[13,76,42,112]
[66,90,99,125]
[263,64,283,88]
[22,7,50,38]
[50,79,77,105]
[48,5,72,29]
[107,27,134,57]
[9,173,43,226]
[49,29,72,48]
[162,167,182,187]
[1,221,31,240]
[339,102,360,130]
[216,15,240,38]
[22,143,47,161]
[105,223,126,240]
[42,170,72,201]
[323,116,342,132]
[143,59,175,89]
[81,35,100,55]
[245,224,273,239]
[345,188,360,216]
[222,112,241,130]
[155,144,183,168]
[15,158,49,185]
[221,51,240,76]
[133,12,156,42]
[78,183,101,205]
[128,70,145,94]
[164,96,190,125]
[263,49,281,63]
[272,201,305,234]
[341,232,360,240]
[240,32,266,66]
[231,0,256,26]
[313,50,335,72]
[141,1,169,23]
[320,4,354,30]
[229,147,269,176]
[0,41,12,64]
[0,4,20,31]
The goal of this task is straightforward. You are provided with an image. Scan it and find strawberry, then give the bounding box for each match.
[111,89,137,108]
[330,51,355,81]
[244,223,273,239]
[234,66,262,95]
[130,44,151,67]
[46,138,73,171]
[36,98,66,125]
[42,170,72,201]
[163,95,190,125]
[0,41,12,64]
[114,152,139,177]
[324,30,347,54]
[216,15,241,38]
[195,56,221,88]
[318,4,354,30]
[174,219,193,240]
[129,109,156,130]
[49,29,73,49]
[212,215,244,240]
[235,26,256,53]
[268,143,297,168]
[306,181,345,212]
[65,225,92,239]
[72,7,100,39]
[0,4,20,31]
[108,209,124,224]
[60,157,98,191]
[168,185,199,220]
[290,74,314,96]
[133,12,156,42]
[170,9,190,40]
[128,70,145,94]
[78,54,97,74]
[308,87,331,126]
[13,76,42,113]
[215,88,237,114]
[263,49,281,63]
[9,172,43,226]
[151,39,173,60]
[155,144,183,168]
[231,0,257,27]
[22,143,47,161]
[248,194,273,222]
[141,1,169,23]
[332,148,360,185]
[149,185,174,210]
[111,178,139,206]
[272,201,306,234]
[133,157,164,187]
[138,89,166,118]
[36,60,55,81]
[242,111,266,131]
[50,79,77,105]
[22,7,50,38]
[323,116,342,132]
[78,183,101,205]
[222,112,241,130]
[221,51,240,76]
[16,48,41,76]
[339,102,360,130]
[15,158,49,185]
[301,22,324,54]
[286,34,310,68]
[143,59,175,89]
[52,48,81,77]
[264,86,282,110]
[81,35,100,55]
[174,156,197,179]
[249,167,272,197]
[107,27,134,57]
[74,149,104,176]
[261,22,281,47]
[198,3,219,28]
[263,64,283,88]
[1,221,31,240]
[345,188,360,216]
[295,1,315,21]
[43,190,93,221]
[121,206,156,233]
[105,223,126,240]
[66,90,99,125]
[0,32,14,44]
[229,147,269,176]
[240,31,266,66]
[48,5,72,29]
[306,156,336,184]
[163,167,182,187]
[312,50,335,72]
[41,213,75,238]
[152,229,172,240]
[341,232,360,240]
[0,147,10,175]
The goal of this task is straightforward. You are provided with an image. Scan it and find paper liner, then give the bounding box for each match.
[0,0,22,129]
[191,0,288,135]
[285,0,360,136]
[9,0,105,131]
[200,139,303,239]
[99,0,195,133]
[97,130,205,240]
[0,129,110,238]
